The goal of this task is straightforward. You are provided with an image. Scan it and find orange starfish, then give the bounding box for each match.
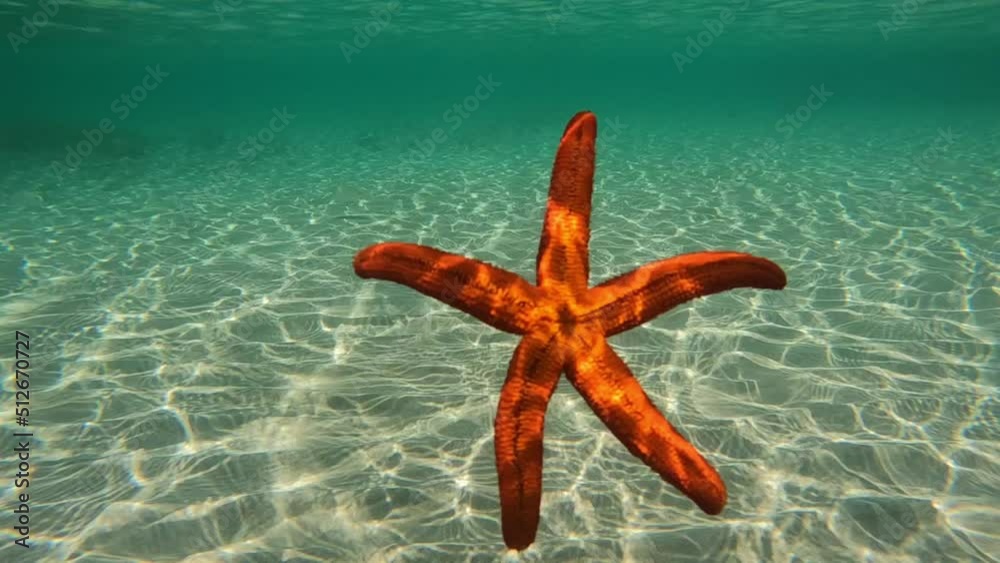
[353,111,787,550]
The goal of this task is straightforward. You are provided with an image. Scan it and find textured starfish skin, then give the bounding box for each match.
[353,111,787,551]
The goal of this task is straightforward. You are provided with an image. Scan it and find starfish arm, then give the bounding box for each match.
[537,111,597,294]
[354,242,540,334]
[565,332,727,514]
[585,251,787,336]
[494,331,565,551]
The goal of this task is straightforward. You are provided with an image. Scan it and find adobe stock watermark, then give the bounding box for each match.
[49,65,170,179]
[7,0,67,54]
[532,115,627,186]
[397,74,501,174]
[340,1,402,63]
[547,0,584,30]
[594,116,627,144]
[213,0,243,23]
[672,0,751,73]
[774,84,833,139]
[217,107,296,184]
[877,0,936,40]
[714,84,834,186]
[914,127,958,170]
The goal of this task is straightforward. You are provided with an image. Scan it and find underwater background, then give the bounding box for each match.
[1,1,998,561]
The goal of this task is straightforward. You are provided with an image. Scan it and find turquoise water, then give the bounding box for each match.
[1,1,999,561]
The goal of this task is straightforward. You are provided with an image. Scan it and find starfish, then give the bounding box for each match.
[353,111,787,550]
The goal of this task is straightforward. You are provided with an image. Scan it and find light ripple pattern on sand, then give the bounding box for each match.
[0,118,997,562]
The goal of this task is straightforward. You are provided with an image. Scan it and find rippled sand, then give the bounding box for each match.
[0,116,997,562]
